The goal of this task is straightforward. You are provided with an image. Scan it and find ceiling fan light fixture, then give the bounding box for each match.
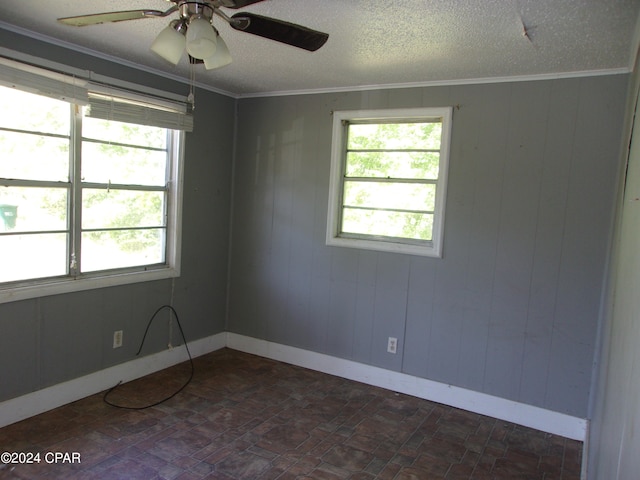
[58,1,330,75]
[204,34,232,70]
[185,16,217,60]
[151,19,187,65]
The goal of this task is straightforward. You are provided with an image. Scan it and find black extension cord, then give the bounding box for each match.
[103,305,194,410]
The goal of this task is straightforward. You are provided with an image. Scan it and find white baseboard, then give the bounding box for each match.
[0,332,227,429]
[226,333,588,441]
[0,331,587,442]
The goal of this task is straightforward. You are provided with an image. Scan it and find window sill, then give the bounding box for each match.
[326,235,442,258]
[0,266,180,304]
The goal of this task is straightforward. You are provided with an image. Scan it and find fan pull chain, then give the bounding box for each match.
[188,61,196,110]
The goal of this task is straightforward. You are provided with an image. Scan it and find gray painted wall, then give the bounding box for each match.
[228,76,628,418]
[587,50,640,479]
[0,31,235,402]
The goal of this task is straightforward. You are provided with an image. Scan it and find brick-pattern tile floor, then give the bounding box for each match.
[0,348,582,479]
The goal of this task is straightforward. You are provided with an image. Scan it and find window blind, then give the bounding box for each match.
[0,57,89,105]
[86,88,194,132]
[0,56,193,131]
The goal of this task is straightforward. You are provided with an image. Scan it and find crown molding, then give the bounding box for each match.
[236,67,631,99]
[0,20,633,101]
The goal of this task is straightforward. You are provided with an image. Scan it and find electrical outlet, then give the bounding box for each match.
[113,330,123,349]
[387,337,398,354]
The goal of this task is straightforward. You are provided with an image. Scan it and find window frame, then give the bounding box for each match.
[0,76,186,305]
[326,107,452,258]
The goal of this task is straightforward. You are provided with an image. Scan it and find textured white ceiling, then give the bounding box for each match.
[0,0,639,97]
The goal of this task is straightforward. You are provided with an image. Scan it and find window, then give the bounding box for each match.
[0,60,190,303]
[326,107,452,257]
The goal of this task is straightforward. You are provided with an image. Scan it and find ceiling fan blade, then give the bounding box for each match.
[219,0,266,8]
[58,9,171,27]
[230,12,328,52]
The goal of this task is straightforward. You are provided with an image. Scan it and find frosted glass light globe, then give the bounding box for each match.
[151,24,186,65]
[204,35,232,70]
[186,17,217,60]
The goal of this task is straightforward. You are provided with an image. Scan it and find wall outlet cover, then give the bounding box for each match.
[113,330,123,349]
[387,337,398,354]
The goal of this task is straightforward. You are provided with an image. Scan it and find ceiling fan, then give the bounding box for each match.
[57,0,329,70]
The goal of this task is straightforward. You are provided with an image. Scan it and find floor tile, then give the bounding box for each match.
[0,348,582,479]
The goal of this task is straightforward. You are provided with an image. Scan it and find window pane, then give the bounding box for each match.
[0,233,68,282]
[80,117,171,275]
[342,208,433,241]
[82,189,165,229]
[0,130,69,182]
[346,151,440,180]
[82,116,167,149]
[348,122,442,150]
[0,187,68,232]
[81,229,165,272]
[0,86,70,136]
[343,181,436,212]
[81,142,167,186]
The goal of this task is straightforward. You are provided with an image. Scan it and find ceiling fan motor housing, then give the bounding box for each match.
[179,2,215,23]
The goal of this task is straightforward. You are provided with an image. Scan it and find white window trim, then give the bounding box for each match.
[0,61,187,305]
[326,107,452,258]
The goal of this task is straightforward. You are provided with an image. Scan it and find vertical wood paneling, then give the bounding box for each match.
[453,83,509,392]
[351,251,378,364]
[546,76,626,414]
[228,75,627,418]
[230,98,278,339]
[327,279,357,357]
[518,79,579,406]
[267,104,296,345]
[370,253,410,369]
[40,291,104,385]
[403,257,437,378]
[285,103,321,351]
[326,249,359,357]
[483,82,551,399]
[0,301,39,399]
